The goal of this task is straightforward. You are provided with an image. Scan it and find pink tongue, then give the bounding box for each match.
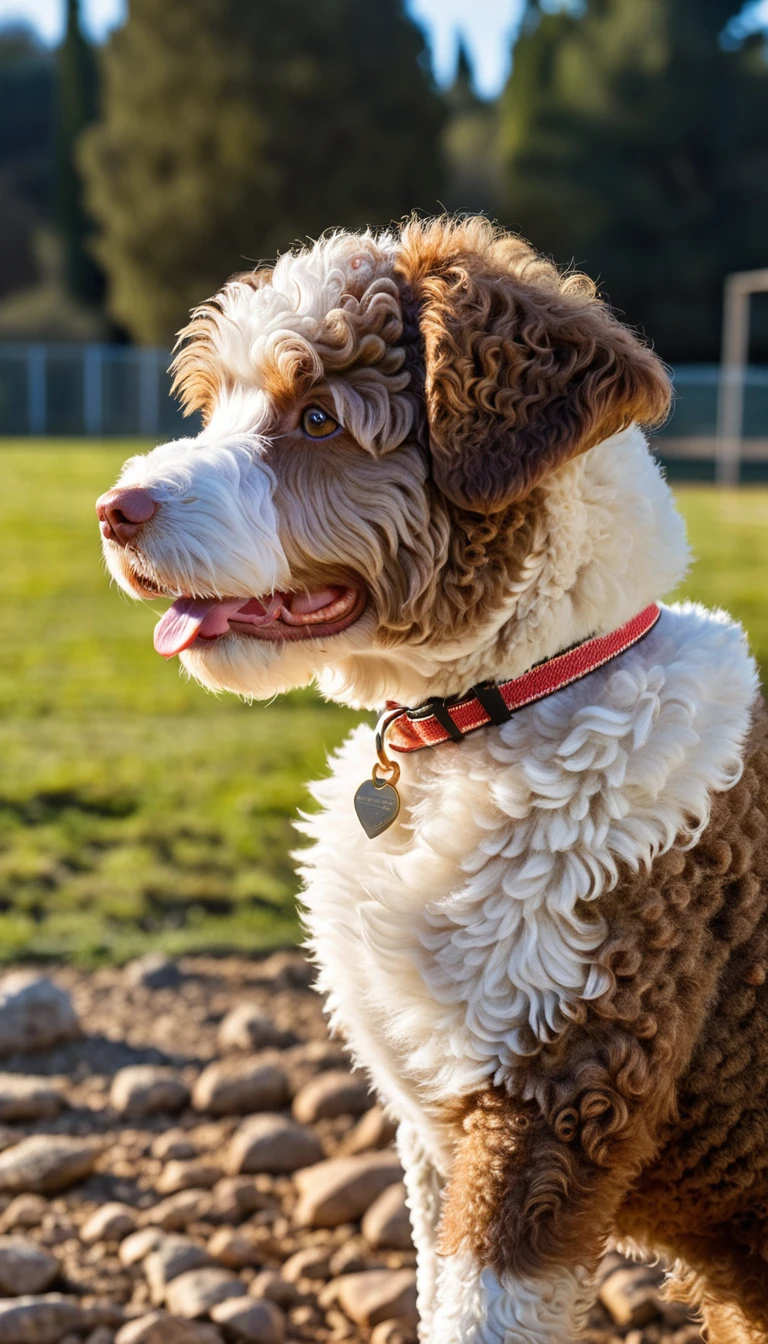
[153,588,343,658]
[153,598,246,658]
[287,587,338,616]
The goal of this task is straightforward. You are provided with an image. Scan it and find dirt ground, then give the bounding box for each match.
[0,956,704,1344]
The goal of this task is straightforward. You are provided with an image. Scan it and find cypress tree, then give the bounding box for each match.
[500,0,768,362]
[442,39,503,218]
[0,26,54,299]
[56,0,102,306]
[80,0,446,345]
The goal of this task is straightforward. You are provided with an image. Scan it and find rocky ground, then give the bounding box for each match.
[0,956,703,1344]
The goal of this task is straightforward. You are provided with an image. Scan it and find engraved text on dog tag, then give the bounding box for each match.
[354,776,401,839]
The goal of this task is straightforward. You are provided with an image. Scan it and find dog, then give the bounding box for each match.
[97,216,767,1344]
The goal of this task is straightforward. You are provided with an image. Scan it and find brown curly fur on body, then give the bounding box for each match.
[439,701,768,1342]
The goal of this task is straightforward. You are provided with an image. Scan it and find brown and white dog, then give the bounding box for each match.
[97,217,768,1343]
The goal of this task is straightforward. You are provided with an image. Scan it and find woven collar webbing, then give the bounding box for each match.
[383,603,662,755]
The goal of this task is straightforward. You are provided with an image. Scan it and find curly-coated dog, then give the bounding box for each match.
[97,217,766,1344]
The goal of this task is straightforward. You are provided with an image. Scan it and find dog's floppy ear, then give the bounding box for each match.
[397,219,672,513]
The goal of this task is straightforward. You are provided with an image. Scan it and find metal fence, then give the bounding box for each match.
[0,344,198,440]
[656,363,768,482]
[1,344,768,478]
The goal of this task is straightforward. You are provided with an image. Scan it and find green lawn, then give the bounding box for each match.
[0,441,766,963]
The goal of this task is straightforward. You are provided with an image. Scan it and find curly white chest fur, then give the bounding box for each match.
[299,602,756,1148]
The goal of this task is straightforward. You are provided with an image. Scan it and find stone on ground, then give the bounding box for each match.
[217,1008,295,1054]
[110,1067,190,1118]
[80,1204,138,1246]
[0,1079,62,1124]
[342,1106,398,1156]
[192,1060,289,1117]
[208,1178,274,1225]
[210,1297,285,1344]
[156,1161,223,1196]
[369,1322,417,1344]
[361,1184,413,1251]
[328,1241,371,1279]
[335,1270,418,1329]
[247,1275,299,1311]
[115,1311,221,1344]
[164,1269,245,1320]
[0,1198,46,1233]
[0,1240,58,1296]
[0,1136,98,1195]
[144,1190,212,1232]
[293,1151,403,1227]
[228,1116,323,1176]
[206,1230,261,1271]
[117,1229,165,1268]
[291,1071,372,1124]
[256,954,313,991]
[150,1134,197,1163]
[0,1295,88,1344]
[280,1246,332,1283]
[0,976,80,1057]
[144,1238,214,1306]
[123,956,183,991]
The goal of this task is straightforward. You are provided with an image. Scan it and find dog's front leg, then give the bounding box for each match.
[397,1120,446,1341]
[430,1250,593,1344]
[429,1087,631,1344]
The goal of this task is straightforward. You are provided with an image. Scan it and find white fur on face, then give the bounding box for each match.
[102,231,435,701]
[104,435,291,602]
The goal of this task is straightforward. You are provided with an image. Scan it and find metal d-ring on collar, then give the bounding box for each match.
[373,706,402,789]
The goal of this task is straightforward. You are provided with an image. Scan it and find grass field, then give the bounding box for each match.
[1,440,766,963]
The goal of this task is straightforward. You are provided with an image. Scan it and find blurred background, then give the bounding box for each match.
[0,0,767,963]
[0,13,765,1341]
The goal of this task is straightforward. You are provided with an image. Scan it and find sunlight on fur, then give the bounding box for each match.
[98,216,767,1344]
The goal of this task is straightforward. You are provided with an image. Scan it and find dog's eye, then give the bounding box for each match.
[301,407,340,439]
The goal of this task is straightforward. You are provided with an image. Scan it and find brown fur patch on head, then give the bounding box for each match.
[260,276,415,434]
[395,216,672,512]
[376,492,542,647]
[170,268,275,421]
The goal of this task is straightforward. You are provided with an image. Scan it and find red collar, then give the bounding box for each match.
[381,603,661,756]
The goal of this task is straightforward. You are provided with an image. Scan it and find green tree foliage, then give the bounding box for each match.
[500,0,768,362]
[81,0,445,345]
[56,0,102,305]
[441,41,503,218]
[0,25,53,299]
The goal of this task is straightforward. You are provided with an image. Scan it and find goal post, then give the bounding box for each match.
[716,268,768,487]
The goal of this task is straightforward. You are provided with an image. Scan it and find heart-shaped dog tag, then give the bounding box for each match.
[354,777,401,839]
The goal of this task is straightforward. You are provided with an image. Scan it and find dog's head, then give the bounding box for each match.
[98,216,683,709]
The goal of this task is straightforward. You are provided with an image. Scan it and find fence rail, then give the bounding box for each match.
[2,346,768,478]
[0,344,198,440]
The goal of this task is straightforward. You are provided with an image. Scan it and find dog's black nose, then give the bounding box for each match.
[96,487,158,546]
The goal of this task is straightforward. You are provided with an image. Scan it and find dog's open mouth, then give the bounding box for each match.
[153,585,366,658]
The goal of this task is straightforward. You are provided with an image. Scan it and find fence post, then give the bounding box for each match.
[27,345,47,436]
[717,268,768,488]
[83,344,103,437]
[139,348,160,438]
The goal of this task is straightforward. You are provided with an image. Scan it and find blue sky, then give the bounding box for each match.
[1,0,767,98]
[1,0,522,95]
